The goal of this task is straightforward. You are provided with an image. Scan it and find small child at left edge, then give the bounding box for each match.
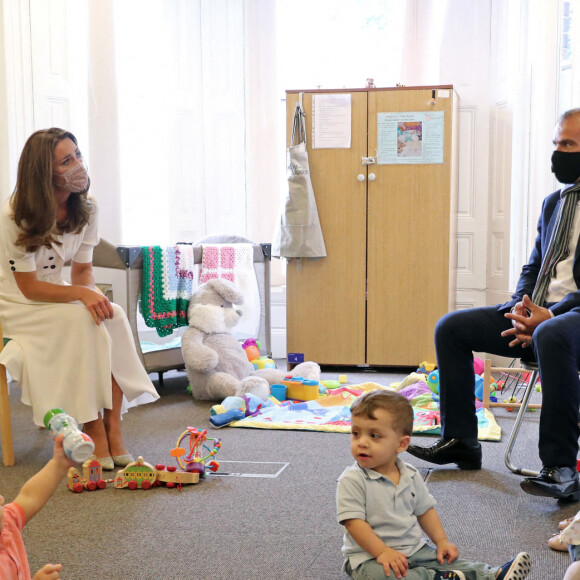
[1,434,74,580]
[336,389,532,580]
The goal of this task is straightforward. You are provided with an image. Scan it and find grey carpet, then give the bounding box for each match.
[0,366,572,579]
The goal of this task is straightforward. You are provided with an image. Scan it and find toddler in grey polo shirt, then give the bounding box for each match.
[336,390,531,580]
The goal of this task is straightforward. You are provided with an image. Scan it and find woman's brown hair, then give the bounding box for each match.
[10,128,93,252]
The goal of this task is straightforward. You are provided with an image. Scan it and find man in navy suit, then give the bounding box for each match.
[408,108,580,501]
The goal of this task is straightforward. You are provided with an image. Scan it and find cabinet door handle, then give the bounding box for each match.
[368,173,376,181]
[357,174,366,182]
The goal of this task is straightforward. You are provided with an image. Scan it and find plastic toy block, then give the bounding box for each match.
[281,376,320,401]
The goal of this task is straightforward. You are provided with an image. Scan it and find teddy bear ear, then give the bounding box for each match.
[205,278,245,305]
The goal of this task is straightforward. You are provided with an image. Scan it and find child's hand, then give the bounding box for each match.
[52,434,75,471]
[436,539,459,564]
[377,547,409,578]
[33,563,63,579]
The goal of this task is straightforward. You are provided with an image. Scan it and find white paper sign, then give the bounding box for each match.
[312,94,352,149]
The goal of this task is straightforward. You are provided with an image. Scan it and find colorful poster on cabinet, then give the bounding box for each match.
[377,111,444,164]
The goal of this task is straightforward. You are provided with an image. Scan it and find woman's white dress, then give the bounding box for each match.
[0,200,159,426]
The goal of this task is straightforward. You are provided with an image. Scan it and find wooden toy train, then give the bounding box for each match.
[67,455,200,493]
[67,427,221,493]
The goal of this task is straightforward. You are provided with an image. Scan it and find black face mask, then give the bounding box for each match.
[551,150,580,184]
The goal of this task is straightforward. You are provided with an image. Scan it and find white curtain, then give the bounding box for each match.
[509,1,562,283]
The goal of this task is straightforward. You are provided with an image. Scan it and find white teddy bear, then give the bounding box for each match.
[181,278,321,401]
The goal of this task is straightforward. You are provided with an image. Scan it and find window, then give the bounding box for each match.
[275,0,407,92]
[273,0,407,272]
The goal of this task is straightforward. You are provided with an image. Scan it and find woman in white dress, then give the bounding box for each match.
[0,128,159,470]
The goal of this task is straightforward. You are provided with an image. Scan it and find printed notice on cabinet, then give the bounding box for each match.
[312,94,351,149]
[377,111,444,164]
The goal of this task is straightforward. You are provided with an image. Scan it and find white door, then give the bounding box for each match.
[29,0,89,145]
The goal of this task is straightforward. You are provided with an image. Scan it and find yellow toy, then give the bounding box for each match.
[282,376,320,401]
[417,361,437,373]
[251,356,276,370]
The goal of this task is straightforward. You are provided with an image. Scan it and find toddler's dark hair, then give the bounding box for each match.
[350,390,413,436]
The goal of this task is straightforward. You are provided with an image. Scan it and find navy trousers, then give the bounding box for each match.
[436,306,580,468]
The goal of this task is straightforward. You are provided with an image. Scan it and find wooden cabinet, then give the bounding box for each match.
[285,86,458,367]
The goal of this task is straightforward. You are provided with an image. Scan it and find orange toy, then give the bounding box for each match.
[242,338,261,362]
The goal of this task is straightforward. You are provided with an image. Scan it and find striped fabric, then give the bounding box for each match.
[532,183,580,306]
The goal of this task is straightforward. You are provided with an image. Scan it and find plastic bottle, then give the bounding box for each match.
[43,408,95,462]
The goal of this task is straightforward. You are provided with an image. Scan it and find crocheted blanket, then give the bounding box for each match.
[140,245,195,337]
[198,243,260,339]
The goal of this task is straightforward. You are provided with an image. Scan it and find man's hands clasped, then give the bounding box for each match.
[502,294,551,348]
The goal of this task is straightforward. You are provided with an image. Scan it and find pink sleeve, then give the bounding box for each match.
[0,502,30,580]
[5,502,26,530]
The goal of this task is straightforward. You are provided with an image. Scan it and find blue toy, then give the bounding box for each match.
[429,369,496,402]
[209,393,276,427]
[210,409,245,427]
[427,370,439,394]
[474,375,484,400]
[251,356,277,370]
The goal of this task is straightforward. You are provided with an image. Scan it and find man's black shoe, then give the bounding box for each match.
[406,437,482,470]
[520,467,580,501]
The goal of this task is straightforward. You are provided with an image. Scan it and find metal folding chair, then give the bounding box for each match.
[482,359,541,477]
[502,361,541,476]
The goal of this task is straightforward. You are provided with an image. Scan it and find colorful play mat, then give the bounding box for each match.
[228,378,501,442]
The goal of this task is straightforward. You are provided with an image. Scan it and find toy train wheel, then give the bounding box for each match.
[86,481,97,491]
[72,483,84,493]
[97,480,107,489]
[128,480,138,490]
[141,480,152,490]
[166,482,176,488]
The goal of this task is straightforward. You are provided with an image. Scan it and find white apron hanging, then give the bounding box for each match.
[273,100,327,259]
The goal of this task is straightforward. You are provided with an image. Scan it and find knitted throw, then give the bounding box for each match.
[140,245,195,337]
[532,183,580,306]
